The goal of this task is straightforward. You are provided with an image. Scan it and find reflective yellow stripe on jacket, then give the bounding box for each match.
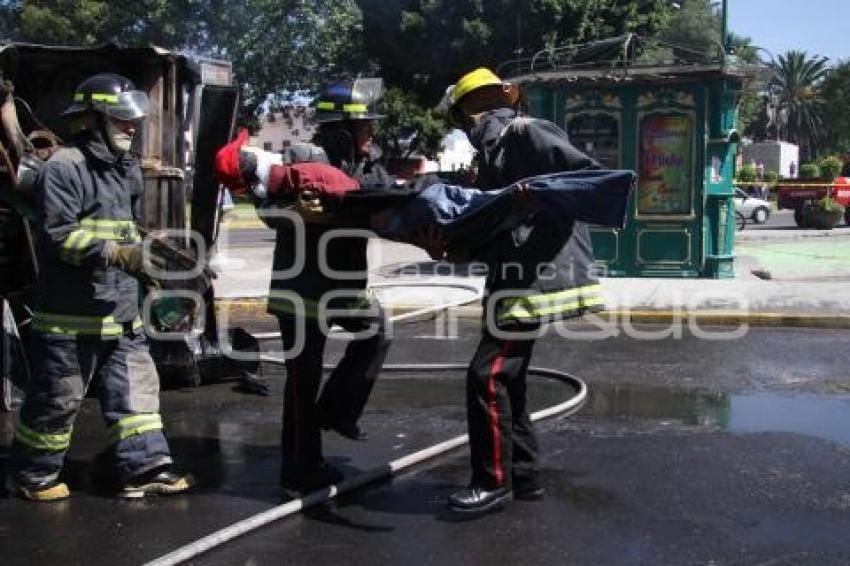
[58,219,140,265]
[496,284,604,323]
[32,312,143,337]
[108,413,163,443]
[59,228,95,265]
[79,218,141,242]
[14,422,72,452]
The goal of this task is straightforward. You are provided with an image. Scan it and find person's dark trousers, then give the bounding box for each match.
[466,326,540,490]
[10,329,172,486]
[317,303,391,431]
[278,315,327,479]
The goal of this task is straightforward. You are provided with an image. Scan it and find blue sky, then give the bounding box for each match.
[728,0,849,61]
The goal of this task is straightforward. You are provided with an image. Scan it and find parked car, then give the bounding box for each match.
[734,188,771,224]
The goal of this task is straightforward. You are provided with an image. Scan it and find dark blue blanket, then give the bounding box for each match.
[377,169,635,245]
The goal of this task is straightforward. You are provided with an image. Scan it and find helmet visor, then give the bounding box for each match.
[97,90,150,121]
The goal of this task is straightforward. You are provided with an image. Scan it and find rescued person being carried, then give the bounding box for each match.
[214,123,635,262]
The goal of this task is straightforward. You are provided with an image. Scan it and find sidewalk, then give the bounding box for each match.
[211,223,850,328]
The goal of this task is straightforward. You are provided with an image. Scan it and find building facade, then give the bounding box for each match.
[250,106,316,152]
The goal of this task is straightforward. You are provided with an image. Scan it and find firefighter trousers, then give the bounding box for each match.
[10,329,172,485]
[278,306,390,476]
[467,326,540,490]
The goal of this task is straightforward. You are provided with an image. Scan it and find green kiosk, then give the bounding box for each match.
[504,35,753,278]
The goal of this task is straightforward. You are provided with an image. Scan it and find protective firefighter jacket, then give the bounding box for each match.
[469,108,606,325]
[32,133,143,336]
[263,148,393,316]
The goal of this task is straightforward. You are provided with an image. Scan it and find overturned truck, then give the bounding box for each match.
[0,42,258,410]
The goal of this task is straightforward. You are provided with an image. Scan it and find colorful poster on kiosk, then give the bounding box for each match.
[637,113,693,215]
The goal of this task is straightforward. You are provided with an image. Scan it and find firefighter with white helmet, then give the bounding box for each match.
[7,73,192,501]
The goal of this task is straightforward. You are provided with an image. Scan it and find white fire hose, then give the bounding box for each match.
[146,281,588,566]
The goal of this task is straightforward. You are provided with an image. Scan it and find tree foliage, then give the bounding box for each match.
[203,0,368,124]
[657,0,720,53]
[769,50,829,160]
[820,61,850,155]
[1,0,368,124]
[357,0,674,104]
[373,87,448,160]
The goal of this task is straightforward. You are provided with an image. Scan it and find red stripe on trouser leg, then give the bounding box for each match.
[290,365,299,459]
[487,340,511,486]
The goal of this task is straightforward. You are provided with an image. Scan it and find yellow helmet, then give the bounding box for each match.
[453,68,505,104]
[439,68,519,125]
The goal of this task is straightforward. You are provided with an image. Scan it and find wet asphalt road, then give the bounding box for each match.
[2,320,850,565]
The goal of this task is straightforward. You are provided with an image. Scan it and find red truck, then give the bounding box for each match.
[776,177,850,227]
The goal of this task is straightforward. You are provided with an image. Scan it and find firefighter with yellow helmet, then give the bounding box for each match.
[431,67,604,514]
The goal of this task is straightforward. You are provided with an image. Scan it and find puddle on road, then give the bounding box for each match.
[584,383,850,446]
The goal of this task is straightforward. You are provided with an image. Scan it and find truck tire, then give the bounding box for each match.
[845,208,850,227]
[752,206,770,224]
[735,211,746,231]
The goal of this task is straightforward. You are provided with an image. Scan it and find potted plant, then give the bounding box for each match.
[802,197,846,229]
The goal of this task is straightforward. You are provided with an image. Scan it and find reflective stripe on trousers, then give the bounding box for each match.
[14,422,72,452]
[31,312,143,337]
[108,413,164,443]
[9,329,172,485]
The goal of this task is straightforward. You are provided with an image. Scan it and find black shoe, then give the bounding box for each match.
[118,467,194,499]
[447,486,512,514]
[322,419,368,441]
[513,478,545,500]
[280,462,345,498]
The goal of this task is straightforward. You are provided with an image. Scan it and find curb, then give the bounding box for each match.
[214,298,850,329]
[220,219,267,230]
[737,229,850,242]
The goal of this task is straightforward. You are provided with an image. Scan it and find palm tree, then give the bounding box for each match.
[769,50,830,160]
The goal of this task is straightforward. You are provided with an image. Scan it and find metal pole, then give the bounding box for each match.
[721,0,729,52]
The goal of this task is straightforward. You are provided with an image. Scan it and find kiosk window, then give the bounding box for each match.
[637,113,693,215]
[567,113,619,169]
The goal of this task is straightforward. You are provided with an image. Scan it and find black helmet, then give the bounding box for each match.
[62,73,149,121]
[313,78,385,123]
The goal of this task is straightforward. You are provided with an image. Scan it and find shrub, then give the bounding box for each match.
[764,170,779,183]
[736,164,757,183]
[819,155,843,180]
[810,197,845,213]
[800,162,821,179]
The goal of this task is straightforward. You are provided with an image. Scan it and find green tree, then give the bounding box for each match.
[820,60,850,155]
[8,0,208,47]
[204,0,368,124]
[726,33,765,138]
[769,50,829,160]
[657,0,721,54]
[357,0,674,104]
[373,88,448,160]
[1,0,369,126]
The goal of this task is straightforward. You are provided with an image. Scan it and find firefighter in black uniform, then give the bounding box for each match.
[7,73,192,500]
[429,68,604,514]
[264,78,393,494]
